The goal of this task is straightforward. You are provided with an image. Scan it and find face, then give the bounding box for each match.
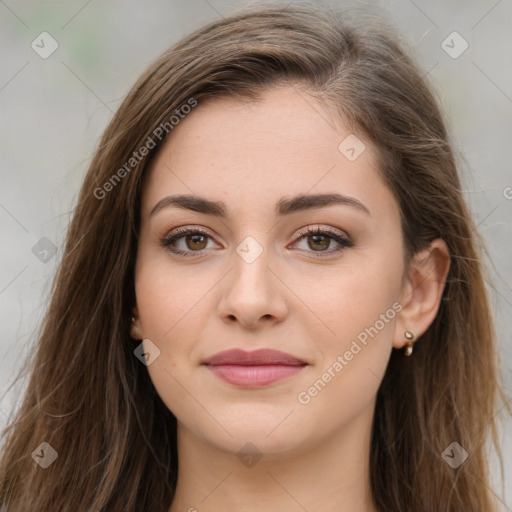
[132,85,406,456]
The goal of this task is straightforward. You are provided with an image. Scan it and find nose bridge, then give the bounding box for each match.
[231,237,274,300]
[217,234,288,327]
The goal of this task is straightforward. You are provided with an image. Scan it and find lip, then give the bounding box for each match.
[202,349,308,388]
[203,348,307,366]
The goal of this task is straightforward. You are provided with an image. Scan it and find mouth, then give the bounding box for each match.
[202,348,308,388]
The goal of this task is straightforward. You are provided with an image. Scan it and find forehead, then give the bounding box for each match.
[141,86,394,221]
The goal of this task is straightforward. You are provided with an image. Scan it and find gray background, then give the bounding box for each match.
[0,0,511,506]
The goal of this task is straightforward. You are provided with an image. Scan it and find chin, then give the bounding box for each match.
[207,429,307,461]
[192,409,311,457]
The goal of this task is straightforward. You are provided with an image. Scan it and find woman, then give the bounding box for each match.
[0,3,507,510]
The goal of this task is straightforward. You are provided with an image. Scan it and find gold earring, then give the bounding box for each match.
[404,330,415,356]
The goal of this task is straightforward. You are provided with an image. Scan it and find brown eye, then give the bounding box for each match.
[291,226,353,257]
[307,234,331,251]
[161,227,220,257]
[185,234,208,251]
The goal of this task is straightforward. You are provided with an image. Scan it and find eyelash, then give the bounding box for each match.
[160,225,353,258]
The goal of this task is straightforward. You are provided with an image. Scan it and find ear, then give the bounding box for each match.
[393,238,450,350]
[130,306,143,340]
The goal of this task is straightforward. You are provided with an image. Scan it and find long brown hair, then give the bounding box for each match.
[0,3,507,510]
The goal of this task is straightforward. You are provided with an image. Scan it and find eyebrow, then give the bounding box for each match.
[150,192,371,218]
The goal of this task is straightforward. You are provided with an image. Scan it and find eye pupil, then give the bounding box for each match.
[308,234,330,251]
[187,234,207,250]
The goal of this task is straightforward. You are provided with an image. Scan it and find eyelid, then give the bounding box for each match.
[292,224,350,241]
[167,226,222,242]
[165,225,218,240]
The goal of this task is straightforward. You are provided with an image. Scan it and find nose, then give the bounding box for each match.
[216,247,289,330]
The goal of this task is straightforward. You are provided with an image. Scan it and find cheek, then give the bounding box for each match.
[301,248,403,384]
[134,259,208,416]
[134,253,212,339]
[294,268,399,431]
[304,252,402,343]
[133,248,224,349]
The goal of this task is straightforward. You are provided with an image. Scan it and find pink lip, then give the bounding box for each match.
[202,349,308,388]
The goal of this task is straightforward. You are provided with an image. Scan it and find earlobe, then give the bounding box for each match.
[393,238,450,350]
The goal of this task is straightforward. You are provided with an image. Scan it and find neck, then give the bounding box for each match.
[168,403,379,512]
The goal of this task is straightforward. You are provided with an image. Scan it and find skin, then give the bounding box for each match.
[131,85,450,512]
